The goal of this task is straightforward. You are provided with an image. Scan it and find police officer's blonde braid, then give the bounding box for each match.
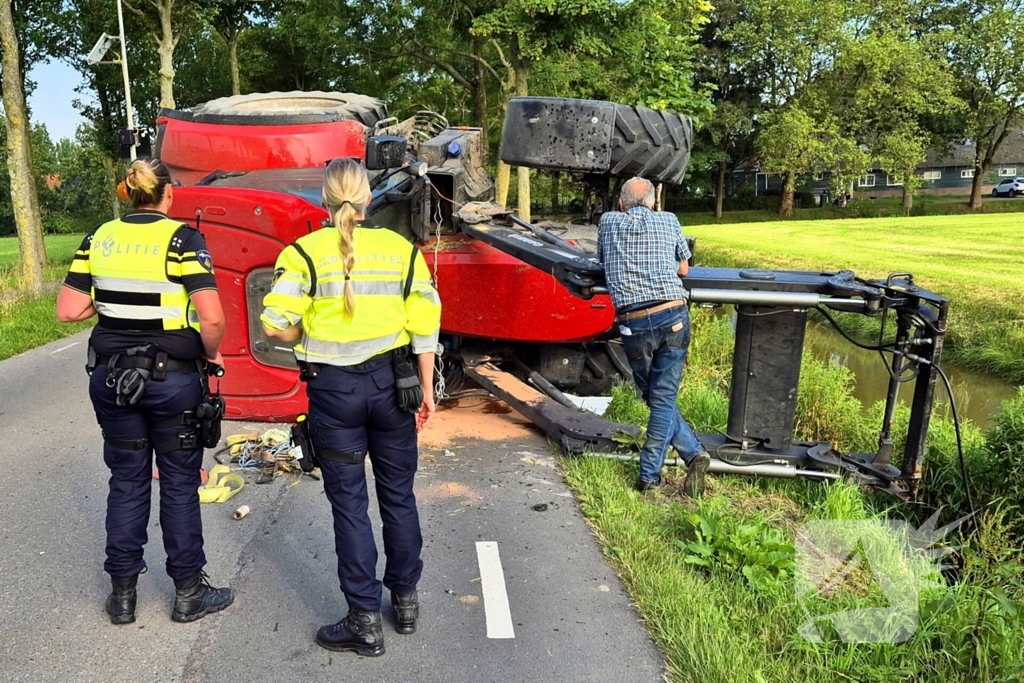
[323,159,369,317]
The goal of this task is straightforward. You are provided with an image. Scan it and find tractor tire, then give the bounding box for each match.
[185,91,388,127]
[500,97,693,185]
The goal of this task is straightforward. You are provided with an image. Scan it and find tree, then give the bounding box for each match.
[697,0,758,217]
[875,124,929,212]
[202,0,264,95]
[727,0,849,215]
[0,0,47,294]
[756,106,824,216]
[939,0,1024,209]
[814,26,959,212]
[121,0,203,108]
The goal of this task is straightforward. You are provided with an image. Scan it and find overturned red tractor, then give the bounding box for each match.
[157,91,951,500]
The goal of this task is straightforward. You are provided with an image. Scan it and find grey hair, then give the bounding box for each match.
[620,177,656,210]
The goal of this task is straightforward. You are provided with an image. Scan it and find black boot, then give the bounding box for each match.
[391,590,419,634]
[105,575,138,625]
[683,452,711,498]
[171,571,234,623]
[316,609,385,656]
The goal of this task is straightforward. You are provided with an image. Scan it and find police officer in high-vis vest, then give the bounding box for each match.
[261,158,441,657]
[56,158,234,625]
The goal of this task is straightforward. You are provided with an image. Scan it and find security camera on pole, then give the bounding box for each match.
[86,0,142,161]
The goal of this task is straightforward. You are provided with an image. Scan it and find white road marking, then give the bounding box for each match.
[475,541,515,639]
[50,342,80,355]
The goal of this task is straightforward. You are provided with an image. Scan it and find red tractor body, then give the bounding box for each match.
[158,95,618,420]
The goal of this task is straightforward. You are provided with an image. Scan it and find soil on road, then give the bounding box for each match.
[0,331,664,683]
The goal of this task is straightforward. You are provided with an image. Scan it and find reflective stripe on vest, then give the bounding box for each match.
[89,217,197,333]
[290,228,417,366]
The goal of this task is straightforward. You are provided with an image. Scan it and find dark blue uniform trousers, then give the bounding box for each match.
[89,366,207,581]
[307,358,423,613]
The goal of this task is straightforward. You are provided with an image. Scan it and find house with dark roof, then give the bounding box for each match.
[739,133,1024,199]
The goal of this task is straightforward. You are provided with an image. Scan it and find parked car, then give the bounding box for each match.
[992,177,1024,197]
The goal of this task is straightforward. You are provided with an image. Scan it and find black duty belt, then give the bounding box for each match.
[98,354,200,374]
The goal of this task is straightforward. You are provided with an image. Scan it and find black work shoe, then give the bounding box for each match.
[316,609,386,656]
[683,452,711,498]
[106,575,138,625]
[391,590,419,634]
[171,571,234,623]
[634,477,661,493]
[635,476,681,496]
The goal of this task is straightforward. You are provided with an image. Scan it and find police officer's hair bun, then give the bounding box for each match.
[124,158,173,208]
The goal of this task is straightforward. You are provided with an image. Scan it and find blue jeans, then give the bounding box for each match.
[620,305,705,483]
[307,359,423,612]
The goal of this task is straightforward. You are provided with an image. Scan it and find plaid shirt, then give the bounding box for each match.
[596,207,691,311]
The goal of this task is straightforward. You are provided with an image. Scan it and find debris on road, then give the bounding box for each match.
[198,464,245,503]
[232,505,251,520]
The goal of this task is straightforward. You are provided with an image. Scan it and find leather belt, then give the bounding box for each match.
[615,300,687,323]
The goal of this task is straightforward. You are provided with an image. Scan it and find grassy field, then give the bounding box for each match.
[562,310,1024,683]
[0,234,90,361]
[0,233,83,291]
[683,214,1024,383]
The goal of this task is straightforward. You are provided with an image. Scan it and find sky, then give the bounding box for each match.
[25,59,90,143]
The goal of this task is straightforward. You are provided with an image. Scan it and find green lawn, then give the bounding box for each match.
[683,214,1024,383]
[0,233,90,362]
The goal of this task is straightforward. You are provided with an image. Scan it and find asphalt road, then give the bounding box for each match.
[0,331,664,683]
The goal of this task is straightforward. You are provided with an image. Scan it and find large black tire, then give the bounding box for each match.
[500,97,693,185]
[165,91,388,127]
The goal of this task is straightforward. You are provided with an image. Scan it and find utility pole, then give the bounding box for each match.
[116,0,136,161]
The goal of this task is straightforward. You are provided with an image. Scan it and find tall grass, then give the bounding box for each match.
[563,310,1024,682]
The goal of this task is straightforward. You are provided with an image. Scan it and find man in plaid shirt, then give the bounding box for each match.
[597,177,711,496]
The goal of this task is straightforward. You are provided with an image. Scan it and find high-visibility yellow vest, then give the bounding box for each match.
[261,226,441,367]
[88,217,200,332]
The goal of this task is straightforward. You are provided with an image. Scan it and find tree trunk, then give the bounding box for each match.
[105,156,121,219]
[969,163,985,209]
[157,0,176,109]
[471,37,487,131]
[517,167,531,223]
[0,0,47,296]
[229,36,241,96]
[901,184,913,214]
[779,171,795,217]
[511,38,530,223]
[551,172,561,214]
[495,160,511,206]
[715,160,726,218]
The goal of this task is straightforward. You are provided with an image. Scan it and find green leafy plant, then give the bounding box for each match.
[674,507,795,592]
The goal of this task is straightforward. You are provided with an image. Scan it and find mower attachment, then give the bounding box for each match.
[460,216,950,501]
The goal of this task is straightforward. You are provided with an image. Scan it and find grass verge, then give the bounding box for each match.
[683,214,1024,384]
[0,234,91,361]
[0,293,93,361]
[0,234,84,291]
[561,311,1024,682]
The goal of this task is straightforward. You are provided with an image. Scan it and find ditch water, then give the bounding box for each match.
[803,322,1017,429]
[714,306,1018,429]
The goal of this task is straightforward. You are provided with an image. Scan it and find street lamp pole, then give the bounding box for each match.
[115,0,136,161]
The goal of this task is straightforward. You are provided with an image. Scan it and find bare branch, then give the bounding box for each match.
[121,0,146,17]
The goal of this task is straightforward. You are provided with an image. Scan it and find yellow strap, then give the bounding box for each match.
[198,464,245,503]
